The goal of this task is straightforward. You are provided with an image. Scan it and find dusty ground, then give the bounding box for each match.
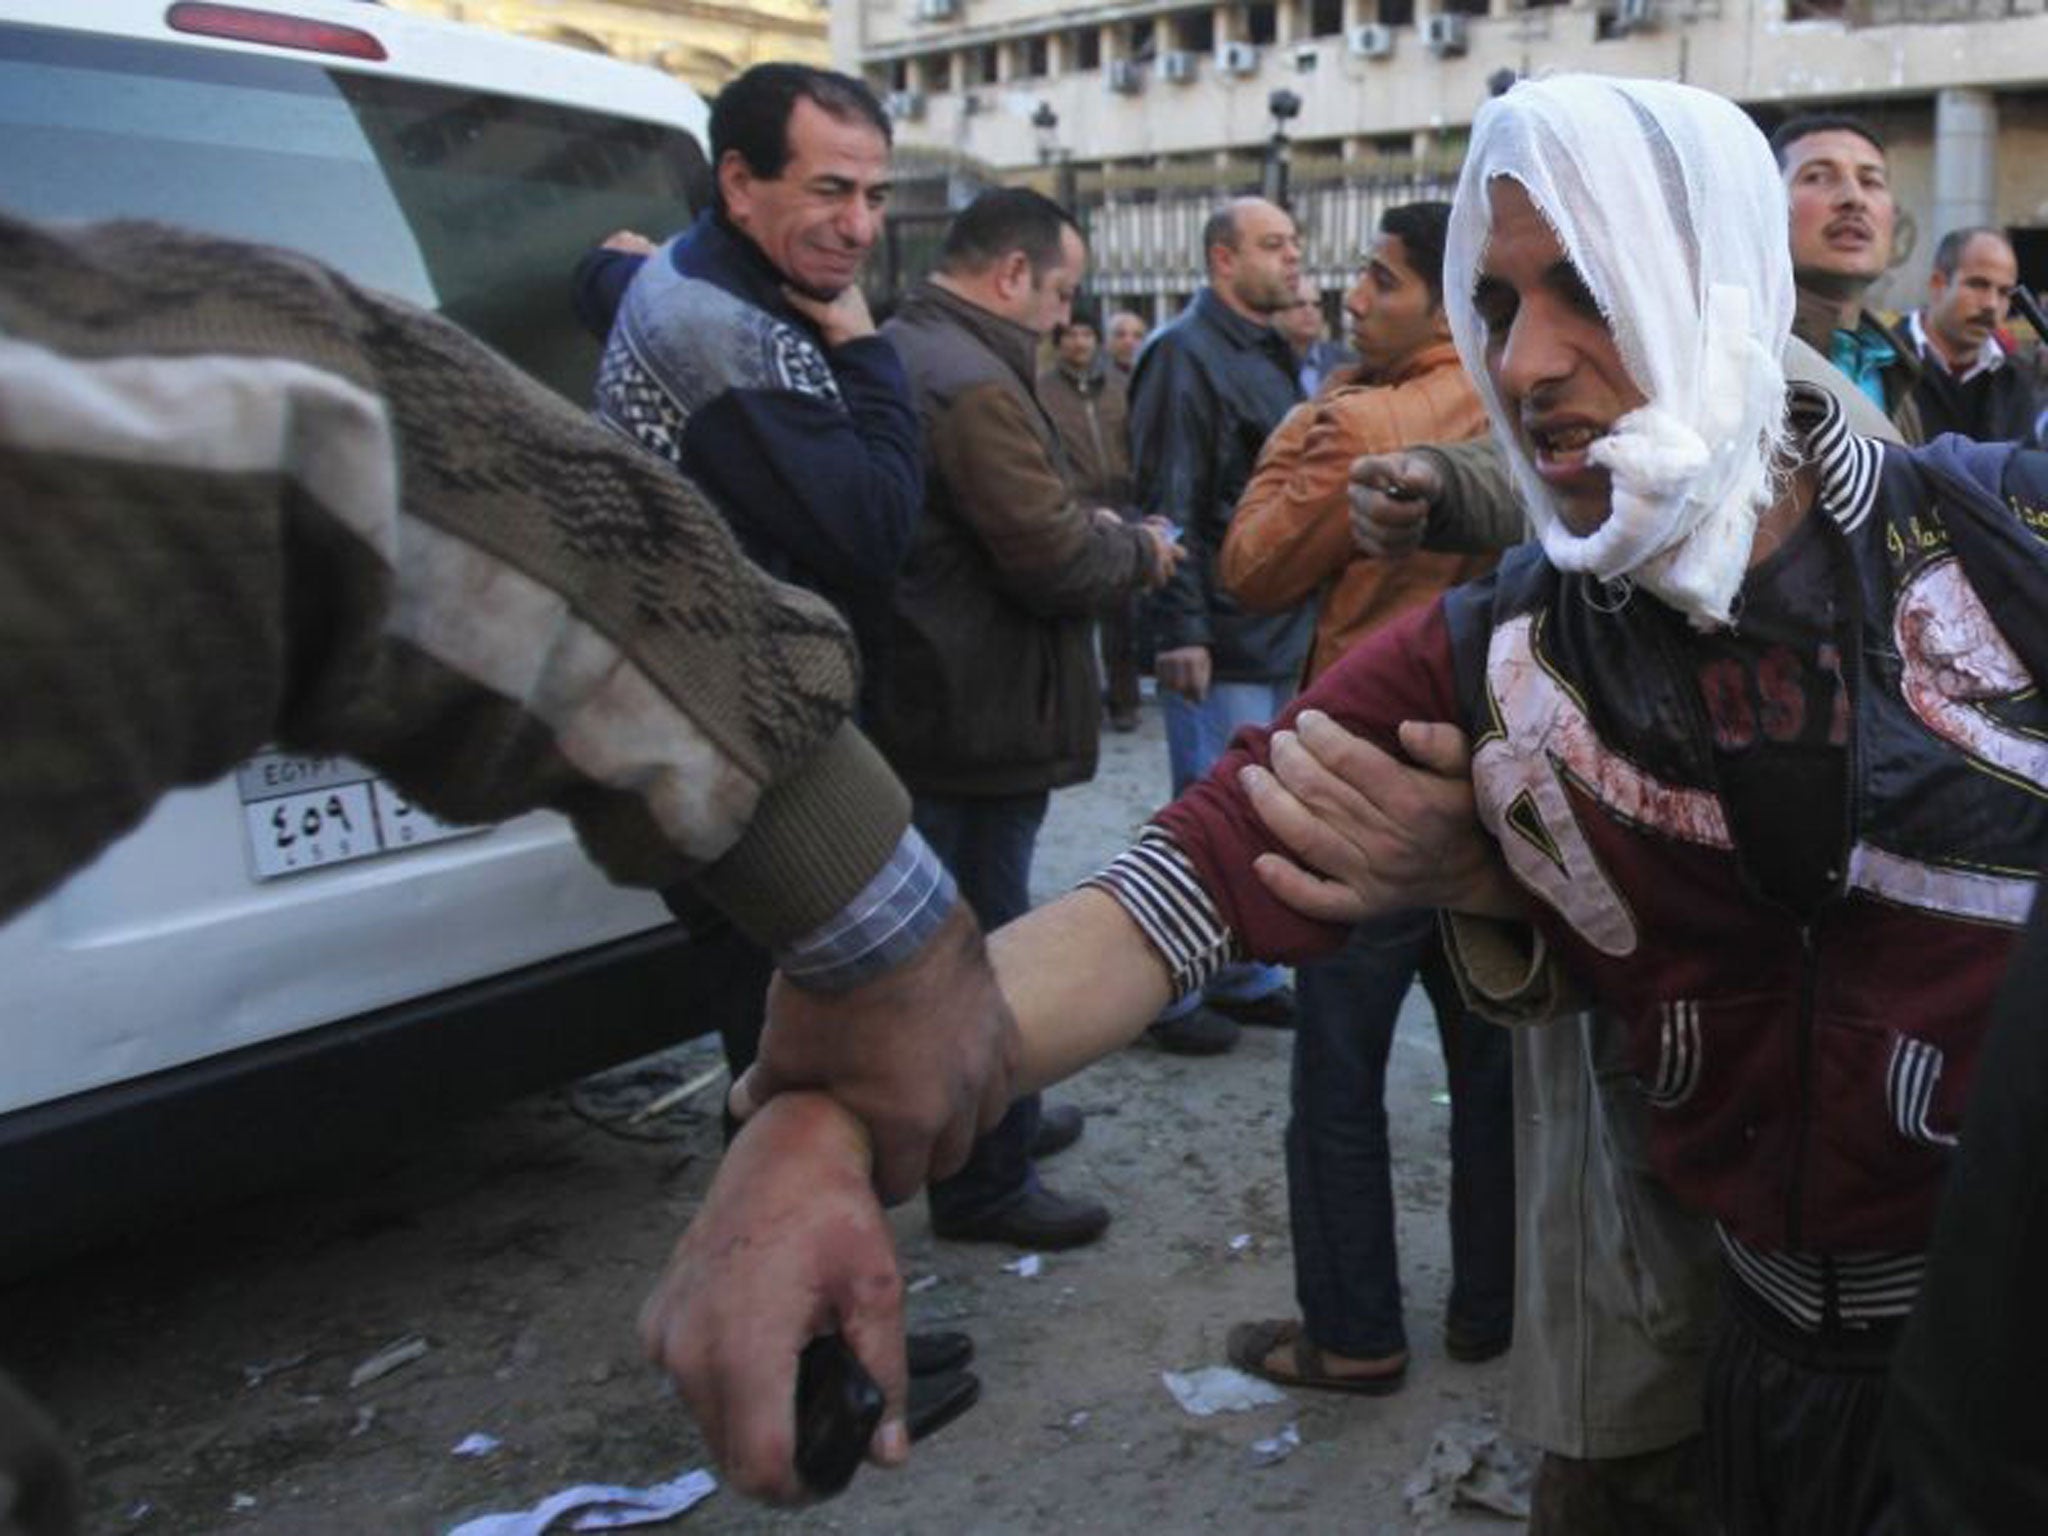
[1,702,1525,1536]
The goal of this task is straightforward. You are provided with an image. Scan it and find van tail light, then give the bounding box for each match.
[166,3,388,61]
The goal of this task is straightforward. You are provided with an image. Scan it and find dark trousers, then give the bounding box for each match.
[1099,598,1141,717]
[910,791,1049,1223]
[1530,1440,1714,1536]
[1705,1275,1899,1536]
[1287,910,1515,1358]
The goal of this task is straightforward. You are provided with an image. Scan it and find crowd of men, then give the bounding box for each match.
[5,53,2047,1536]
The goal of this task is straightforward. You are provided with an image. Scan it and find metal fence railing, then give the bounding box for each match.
[872,152,1464,313]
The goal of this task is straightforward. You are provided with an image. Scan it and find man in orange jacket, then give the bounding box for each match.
[1217,201,1515,1395]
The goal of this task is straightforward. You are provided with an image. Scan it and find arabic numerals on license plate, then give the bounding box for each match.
[370,782,469,848]
[247,783,379,876]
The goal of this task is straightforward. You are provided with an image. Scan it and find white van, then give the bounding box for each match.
[0,0,715,1270]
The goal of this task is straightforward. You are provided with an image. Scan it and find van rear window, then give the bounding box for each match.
[0,22,706,400]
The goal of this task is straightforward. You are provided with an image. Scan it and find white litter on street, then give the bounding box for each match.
[452,1433,502,1458]
[1249,1422,1302,1467]
[1002,1254,1044,1278]
[348,1335,429,1389]
[1160,1366,1289,1417]
[446,1468,717,1535]
[1403,1421,1536,1525]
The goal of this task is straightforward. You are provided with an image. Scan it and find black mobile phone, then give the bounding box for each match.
[793,1332,885,1498]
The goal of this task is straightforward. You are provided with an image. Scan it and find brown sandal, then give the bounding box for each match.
[1224,1318,1408,1396]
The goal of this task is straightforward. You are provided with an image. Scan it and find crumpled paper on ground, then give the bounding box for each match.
[446,1468,716,1535]
[1160,1366,1289,1417]
[1402,1422,1536,1527]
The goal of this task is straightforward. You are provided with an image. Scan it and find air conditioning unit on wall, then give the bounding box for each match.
[1424,13,1468,55]
[1612,0,1658,32]
[1106,58,1144,94]
[1347,23,1396,58]
[1159,49,1198,83]
[884,89,925,121]
[1216,41,1260,76]
[914,0,959,22]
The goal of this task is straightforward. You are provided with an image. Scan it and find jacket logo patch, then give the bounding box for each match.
[1645,999,1703,1108]
[1473,615,1730,957]
[1894,555,2048,795]
[1886,1034,1959,1149]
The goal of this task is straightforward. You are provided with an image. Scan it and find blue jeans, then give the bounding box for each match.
[1158,680,1293,1018]
[912,791,1049,1223]
[1288,910,1515,1358]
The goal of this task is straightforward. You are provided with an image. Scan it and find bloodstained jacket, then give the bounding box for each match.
[1154,394,2048,1256]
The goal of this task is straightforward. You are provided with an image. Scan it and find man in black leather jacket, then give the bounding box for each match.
[1125,196,1310,1053]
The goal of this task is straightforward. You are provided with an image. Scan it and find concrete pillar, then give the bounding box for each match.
[1932,87,1999,244]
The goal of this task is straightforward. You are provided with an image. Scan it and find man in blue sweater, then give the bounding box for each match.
[577,65,1090,1270]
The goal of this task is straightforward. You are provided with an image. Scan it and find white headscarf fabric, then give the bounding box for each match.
[1443,76,1794,629]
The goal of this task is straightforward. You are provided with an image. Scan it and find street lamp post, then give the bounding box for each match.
[1031,100,1077,212]
[1264,88,1302,209]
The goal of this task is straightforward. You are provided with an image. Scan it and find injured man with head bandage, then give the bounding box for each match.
[644,75,2048,1534]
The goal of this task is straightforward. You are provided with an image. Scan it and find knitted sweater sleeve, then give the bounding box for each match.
[0,213,908,953]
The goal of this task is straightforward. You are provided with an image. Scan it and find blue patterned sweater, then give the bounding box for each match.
[583,212,922,693]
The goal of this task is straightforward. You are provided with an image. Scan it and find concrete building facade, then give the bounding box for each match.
[835,0,2048,318]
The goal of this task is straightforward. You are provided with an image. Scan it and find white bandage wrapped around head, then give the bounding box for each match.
[1444,76,1794,629]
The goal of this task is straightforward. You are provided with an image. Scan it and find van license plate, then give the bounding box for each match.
[238,753,480,880]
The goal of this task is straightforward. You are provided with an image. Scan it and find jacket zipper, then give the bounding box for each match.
[1636,510,1862,1258]
[1788,918,1818,1254]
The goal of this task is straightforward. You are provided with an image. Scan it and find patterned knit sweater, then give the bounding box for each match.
[0,213,909,951]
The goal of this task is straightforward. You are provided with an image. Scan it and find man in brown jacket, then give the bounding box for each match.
[1039,305,1144,730]
[1218,201,1515,1397]
[873,189,1180,1249]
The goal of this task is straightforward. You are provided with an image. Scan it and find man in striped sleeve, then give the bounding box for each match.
[660,75,2048,1534]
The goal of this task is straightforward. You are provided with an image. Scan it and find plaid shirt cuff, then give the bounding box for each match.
[773,826,958,992]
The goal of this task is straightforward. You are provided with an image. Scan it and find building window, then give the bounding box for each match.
[1443,0,1489,15]
[1245,3,1279,44]
[1023,34,1049,76]
[1786,0,1847,15]
[974,44,999,84]
[1309,0,1345,34]
[1074,27,1102,68]
[1175,10,1215,51]
[888,59,909,91]
[1129,17,1156,59]
[1377,0,1415,24]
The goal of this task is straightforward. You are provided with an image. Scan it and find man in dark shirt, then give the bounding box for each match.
[1906,226,2042,444]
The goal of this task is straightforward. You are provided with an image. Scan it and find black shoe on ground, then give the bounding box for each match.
[1443,1321,1512,1364]
[1145,1006,1241,1056]
[1208,985,1298,1030]
[931,1185,1111,1250]
[907,1368,981,1442]
[1031,1103,1085,1159]
[905,1330,974,1377]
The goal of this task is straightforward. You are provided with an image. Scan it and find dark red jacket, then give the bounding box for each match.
[1157,415,2048,1255]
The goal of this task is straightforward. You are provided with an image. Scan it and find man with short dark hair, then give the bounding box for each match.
[574,63,986,1391]
[1126,195,1310,1055]
[1769,111,1924,439]
[582,62,917,656]
[1039,305,1143,731]
[870,188,1181,1248]
[1907,225,2042,444]
[1216,199,1511,1398]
